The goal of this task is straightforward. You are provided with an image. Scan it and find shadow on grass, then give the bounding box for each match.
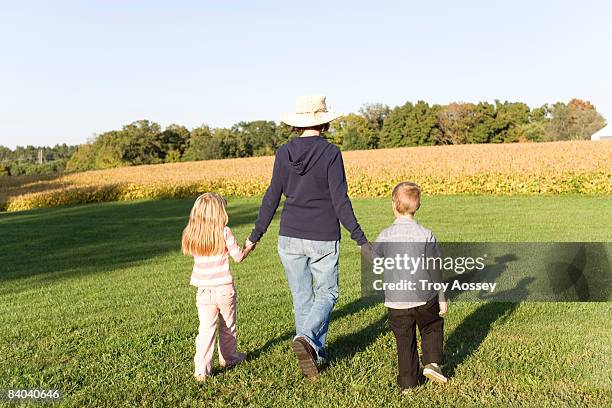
[444,277,534,377]
[0,198,260,291]
[246,295,382,364]
[326,295,386,364]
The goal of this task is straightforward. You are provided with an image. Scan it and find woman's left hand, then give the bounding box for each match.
[242,239,257,257]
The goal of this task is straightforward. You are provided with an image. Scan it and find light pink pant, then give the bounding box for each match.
[194,283,243,376]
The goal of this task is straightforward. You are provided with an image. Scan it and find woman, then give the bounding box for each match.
[246,95,369,378]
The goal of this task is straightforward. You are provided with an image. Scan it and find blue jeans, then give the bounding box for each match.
[278,236,340,364]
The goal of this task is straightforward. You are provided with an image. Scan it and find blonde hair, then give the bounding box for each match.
[182,192,228,256]
[392,182,421,215]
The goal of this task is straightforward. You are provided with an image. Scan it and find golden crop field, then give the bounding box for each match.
[1,141,610,212]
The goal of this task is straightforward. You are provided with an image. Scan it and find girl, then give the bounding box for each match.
[182,192,254,382]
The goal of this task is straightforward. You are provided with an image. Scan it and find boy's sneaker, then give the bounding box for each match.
[291,336,319,379]
[219,352,246,369]
[423,363,447,384]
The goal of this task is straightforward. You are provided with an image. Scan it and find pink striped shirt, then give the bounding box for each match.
[190,226,243,287]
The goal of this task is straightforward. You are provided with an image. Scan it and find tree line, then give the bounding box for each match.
[0,98,605,176]
[0,144,77,176]
[332,99,605,149]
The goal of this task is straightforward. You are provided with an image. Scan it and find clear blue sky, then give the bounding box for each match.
[1,0,610,148]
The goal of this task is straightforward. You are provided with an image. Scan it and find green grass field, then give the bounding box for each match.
[1,196,611,407]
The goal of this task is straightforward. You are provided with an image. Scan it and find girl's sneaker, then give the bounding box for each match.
[423,363,447,383]
[219,352,246,369]
[194,375,208,383]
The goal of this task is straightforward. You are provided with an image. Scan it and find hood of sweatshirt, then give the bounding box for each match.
[286,136,334,176]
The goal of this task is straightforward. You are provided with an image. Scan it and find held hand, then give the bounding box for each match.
[360,241,374,264]
[439,301,448,317]
[242,239,257,258]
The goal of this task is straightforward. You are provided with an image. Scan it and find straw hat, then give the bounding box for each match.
[280,95,341,127]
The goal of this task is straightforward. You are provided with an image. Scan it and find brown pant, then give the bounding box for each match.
[387,297,444,388]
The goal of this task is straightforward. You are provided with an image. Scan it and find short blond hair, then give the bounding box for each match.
[392,182,421,215]
[182,192,228,256]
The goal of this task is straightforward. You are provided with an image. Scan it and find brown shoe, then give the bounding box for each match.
[291,336,319,379]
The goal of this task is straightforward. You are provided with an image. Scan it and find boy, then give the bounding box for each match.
[373,182,448,392]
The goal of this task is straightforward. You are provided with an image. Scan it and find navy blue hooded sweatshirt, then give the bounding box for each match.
[248,136,368,245]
